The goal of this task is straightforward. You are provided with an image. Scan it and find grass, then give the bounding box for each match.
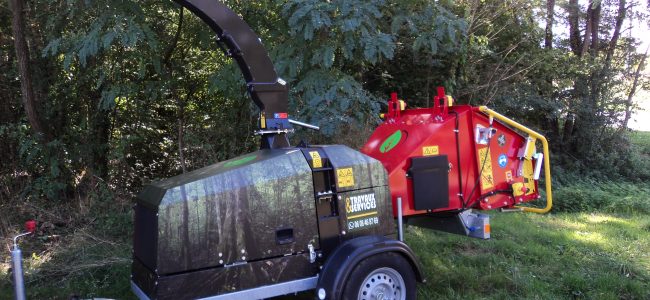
[2,211,648,300]
[410,212,650,299]
[0,212,134,300]
[631,131,650,154]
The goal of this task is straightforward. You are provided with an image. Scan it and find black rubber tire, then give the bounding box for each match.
[341,252,417,300]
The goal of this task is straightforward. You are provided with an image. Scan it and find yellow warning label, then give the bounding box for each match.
[309,151,322,168]
[337,168,355,188]
[522,159,536,195]
[478,148,495,191]
[505,171,513,182]
[423,146,439,156]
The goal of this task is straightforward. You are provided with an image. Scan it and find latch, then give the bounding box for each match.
[308,244,317,263]
[475,125,497,145]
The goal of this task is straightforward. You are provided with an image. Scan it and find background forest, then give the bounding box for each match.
[1,0,649,299]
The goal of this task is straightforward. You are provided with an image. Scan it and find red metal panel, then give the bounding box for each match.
[362,95,541,218]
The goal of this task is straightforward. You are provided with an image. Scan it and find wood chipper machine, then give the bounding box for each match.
[129,1,553,300]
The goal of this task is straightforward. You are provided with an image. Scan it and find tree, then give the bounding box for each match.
[8,0,49,141]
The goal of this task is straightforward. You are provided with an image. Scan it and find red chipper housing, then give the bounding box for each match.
[362,87,552,237]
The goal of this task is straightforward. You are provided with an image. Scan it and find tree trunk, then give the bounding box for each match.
[164,7,184,68]
[589,2,601,55]
[605,0,627,69]
[581,3,593,57]
[178,105,188,174]
[622,47,648,129]
[545,0,555,49]
[90,103,111,179]
[568,0,582,55]
[8,0,49,141]
[563,114,574,143]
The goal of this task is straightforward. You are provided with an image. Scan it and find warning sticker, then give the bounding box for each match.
[498,134,506,147]
[522,159,536,195]
[478,148,495,191]
[505,170,513,182]
[423,146,439,156]
[309,151,322,168]
[337,168,355,188]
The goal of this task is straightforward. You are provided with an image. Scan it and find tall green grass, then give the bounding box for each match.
[0,212,134,300]
[552,180,650,214]
[631,131,650,154]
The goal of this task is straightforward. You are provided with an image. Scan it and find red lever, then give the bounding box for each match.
[387,92,401,118]
[432,86,449,116]
[25,220,36,233]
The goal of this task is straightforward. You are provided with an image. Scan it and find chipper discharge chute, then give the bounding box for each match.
[362,88,552,239]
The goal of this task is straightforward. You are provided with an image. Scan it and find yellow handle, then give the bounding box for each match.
[479,106,553,213]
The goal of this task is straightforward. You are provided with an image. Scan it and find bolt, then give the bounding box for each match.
[242,256,246,260]
[241,249,246,254]
[342,230,346,235]
[219,260,224,264]
[219,252,223,257]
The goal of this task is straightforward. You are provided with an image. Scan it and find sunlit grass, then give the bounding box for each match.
[410,212,650,299]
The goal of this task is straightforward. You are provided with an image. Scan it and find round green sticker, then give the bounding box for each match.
[223,155,257,168]
[379,130,403,153]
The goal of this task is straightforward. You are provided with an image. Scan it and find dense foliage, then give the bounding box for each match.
[0,0,648,211]
[1,1,649,299]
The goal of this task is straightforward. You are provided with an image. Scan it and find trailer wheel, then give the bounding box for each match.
[342,252,416,300]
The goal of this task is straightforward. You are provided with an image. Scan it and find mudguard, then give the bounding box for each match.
[316,235,424,299]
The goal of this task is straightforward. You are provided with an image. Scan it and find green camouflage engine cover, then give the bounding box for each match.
[132,145,394,299]
[133,149,319,275]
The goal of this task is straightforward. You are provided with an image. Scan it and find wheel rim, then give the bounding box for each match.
[357,267,406,300]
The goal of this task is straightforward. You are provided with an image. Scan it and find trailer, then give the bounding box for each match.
[129,1,553,299]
